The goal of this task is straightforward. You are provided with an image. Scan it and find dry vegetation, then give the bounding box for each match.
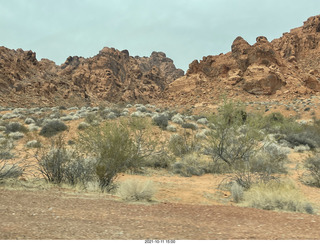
[1,100,320,239]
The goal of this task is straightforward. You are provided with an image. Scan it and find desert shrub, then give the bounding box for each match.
[303,154,320,187]
[85,112,100,124]
[117,179,156,201]
[152,114,168,129]
[230,181,244,203]
[8,132,24,140]
[144,152,174,169]
[197,118,209,125]
[77,121,142,191]
[0,161,24,182]
[261,112,302,134]
[24,118,35,125]
[284,130,320,149]
[241,180,314,214]
[77,121,90,130]
[182,123,198,130]
[63,157,97,186]
[168,133,198,157]
[36,136,95,185]
[205,100,259,168]
[166,124,177,132]
[5,122,28,134]
[0,138,14,160]
[171,114,184,124]
[171,153,208,177]
[233,151,288,189]
[26,140,41,148]
[126,117,159,159]
[205,100,288,188]
[39,119,68,137]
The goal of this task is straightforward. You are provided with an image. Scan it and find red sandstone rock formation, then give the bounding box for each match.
[0,46,183,106]
[165,15,320,106]
[1,15,320,107]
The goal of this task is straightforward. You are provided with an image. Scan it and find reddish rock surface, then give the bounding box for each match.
[165,15,320,106]
[0,46,183,107]
[1,15,320,107]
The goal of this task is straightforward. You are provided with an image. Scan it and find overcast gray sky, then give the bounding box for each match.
[0,0,319,71]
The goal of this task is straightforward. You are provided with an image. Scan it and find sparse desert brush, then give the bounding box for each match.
[205,100,290,188]
[171,153,208,177]
[168,133,198,157]
[39,119,68,137]
[230,181,244,203]
[284,129,320,150]
[77,121,90,130]
[36,135,96,186]
[5,121,28,134]
[143,151,174,169]
[261,112,302,134]
[152,114,168,129]
[26,140,42,148]
[85,112,100,125]
[181,123,198,130]
[241,179,314,214]
[117,179,156,202]
[303,154,320,187]
[77,121,143,191]
[0,161,24,182]
[0,138,15,160]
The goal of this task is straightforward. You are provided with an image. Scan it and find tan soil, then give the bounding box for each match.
[1,183,320,240]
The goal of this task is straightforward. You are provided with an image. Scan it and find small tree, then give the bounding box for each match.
[205,100,284,189]
[206,100,259,167]
[77,121,143,191]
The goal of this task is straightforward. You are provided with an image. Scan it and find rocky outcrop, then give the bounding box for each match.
[165,15,320,105]
[0,46,184,106]
[2,15,320,107]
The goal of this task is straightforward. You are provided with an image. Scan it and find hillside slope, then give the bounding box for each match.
[165,15,320,106]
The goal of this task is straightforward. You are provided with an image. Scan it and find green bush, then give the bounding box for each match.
[205,100,287,188]
[77,121,142,191]
[261,112,302,134]
[39,120,68,138]
[77,122,90,130]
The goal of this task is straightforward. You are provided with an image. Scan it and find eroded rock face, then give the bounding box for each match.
[0,46,184,106]
[2,15,320,107]
[181,35,287,96]
[165,15,320,105]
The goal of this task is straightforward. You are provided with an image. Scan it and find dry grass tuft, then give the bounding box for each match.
[117,179,156,202]
[240,179,314,214]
